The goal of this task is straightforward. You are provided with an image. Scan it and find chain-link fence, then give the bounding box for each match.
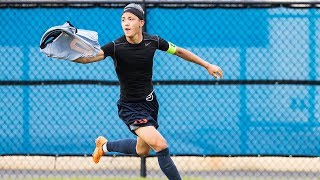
[1,1,320,179]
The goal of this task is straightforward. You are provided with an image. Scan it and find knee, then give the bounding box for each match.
[153,139,168,152]
[136,147,151,156]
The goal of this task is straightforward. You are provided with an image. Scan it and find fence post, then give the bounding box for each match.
[142,0,147,32]
[140,156,147,178]
[22,46,31,153]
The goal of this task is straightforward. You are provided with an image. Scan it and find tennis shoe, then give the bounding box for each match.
[92,136,107,164]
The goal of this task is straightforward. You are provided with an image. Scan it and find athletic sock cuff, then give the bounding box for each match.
[156,147,169,156]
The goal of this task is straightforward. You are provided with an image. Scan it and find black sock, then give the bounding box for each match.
[106,139,137,155]
[156,148,182,180]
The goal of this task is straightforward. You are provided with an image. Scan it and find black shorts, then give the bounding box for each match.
[117,91,159,135]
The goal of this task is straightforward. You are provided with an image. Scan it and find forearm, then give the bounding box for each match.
[174,47,210,69]
[73,49,105,64]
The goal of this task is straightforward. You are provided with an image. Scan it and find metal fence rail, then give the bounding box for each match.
[0,1,319,179]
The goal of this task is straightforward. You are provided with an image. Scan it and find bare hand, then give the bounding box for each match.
[206,64,223,79]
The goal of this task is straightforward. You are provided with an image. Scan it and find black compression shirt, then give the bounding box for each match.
[101,33,170,102]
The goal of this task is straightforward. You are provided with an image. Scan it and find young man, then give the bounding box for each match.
[74,3,223,180]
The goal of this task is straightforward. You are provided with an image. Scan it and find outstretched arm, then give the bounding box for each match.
[174,47,223,79]
[73,49,105,64]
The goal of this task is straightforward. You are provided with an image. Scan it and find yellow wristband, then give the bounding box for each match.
[166,42,177,54]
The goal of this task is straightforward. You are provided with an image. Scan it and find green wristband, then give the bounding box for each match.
[166,42,177,54]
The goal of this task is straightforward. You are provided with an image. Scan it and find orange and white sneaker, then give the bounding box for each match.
[92,136,107,164]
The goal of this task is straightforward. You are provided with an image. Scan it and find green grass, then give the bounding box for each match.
[33,178,164,180]
[11,178,205,180]
[8,177,312,180]
[8,175,312,180]
[16,178,202,180]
